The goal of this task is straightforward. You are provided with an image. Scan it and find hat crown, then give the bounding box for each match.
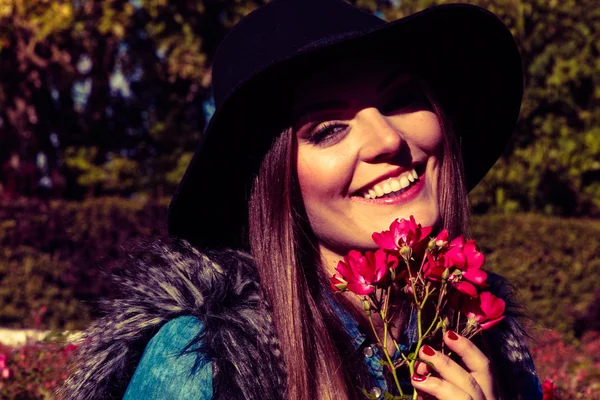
[212,0,384,108]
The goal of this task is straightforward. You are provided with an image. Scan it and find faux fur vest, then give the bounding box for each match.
[59,238,541,400]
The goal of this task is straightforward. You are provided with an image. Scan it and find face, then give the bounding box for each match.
[292,56,443,266]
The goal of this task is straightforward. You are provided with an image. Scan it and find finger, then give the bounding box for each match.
[418,344,485,400]
[411,373,473,400]
[415,360,432,375]
[444,330,495,399]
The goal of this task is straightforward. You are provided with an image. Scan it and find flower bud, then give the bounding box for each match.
[442,268,450,281]
[428,238,436,251]
[363,299,371,316]
[400,246,412,261]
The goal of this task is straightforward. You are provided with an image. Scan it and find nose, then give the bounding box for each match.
[355,108,403,163]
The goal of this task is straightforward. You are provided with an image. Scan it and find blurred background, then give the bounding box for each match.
[0,0,598,398]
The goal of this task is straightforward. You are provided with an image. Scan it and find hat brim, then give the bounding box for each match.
[168,4,523,248]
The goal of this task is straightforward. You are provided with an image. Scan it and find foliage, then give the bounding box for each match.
[471,213,600,340]
[0,340,78,399]
[0,247,89,331]
[530,330,600,399]
[0,0,265,197]
[0,0,598,214]
[0,197,597,341]
[0,197,168,330]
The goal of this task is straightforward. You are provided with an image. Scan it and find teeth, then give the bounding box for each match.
[400,176,410,189]
[360,168,420,200]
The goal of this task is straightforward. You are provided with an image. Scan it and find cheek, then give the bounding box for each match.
[392,110,443,152]
[296,146,354,201]
[415,112,443,151]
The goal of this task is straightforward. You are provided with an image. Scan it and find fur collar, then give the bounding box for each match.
[59,238,540,400]
[59,238,287,400]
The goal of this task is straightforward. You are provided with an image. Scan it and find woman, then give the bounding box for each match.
[60,0,542,399]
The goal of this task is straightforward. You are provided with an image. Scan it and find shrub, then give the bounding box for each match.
[0,340,78,399]
[471,214,600,340]
[531,330,600,399]
[1,199,598,340]
[0,197,169,330]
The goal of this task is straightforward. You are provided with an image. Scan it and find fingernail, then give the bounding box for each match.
[447,330,459,341]
[412,373,427,382]
[422,345,435,356]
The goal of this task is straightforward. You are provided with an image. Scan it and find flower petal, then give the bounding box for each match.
[454,281,478,297]
[479,291,505,320]
[347,282,374,295]
[372,230,398,251]
[462,268,488,286]
[463,240,484,269]
[336,260,358,283]
[480,316,505,330]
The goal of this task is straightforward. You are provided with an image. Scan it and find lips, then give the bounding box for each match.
[362,168,419,199]
[352,164,424,200]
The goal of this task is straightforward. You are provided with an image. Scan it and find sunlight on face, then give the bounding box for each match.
[293,56,443,267]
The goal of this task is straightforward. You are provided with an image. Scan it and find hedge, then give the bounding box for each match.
[0,198,599,339]
[0,198,169,330]
[471,214,600,340]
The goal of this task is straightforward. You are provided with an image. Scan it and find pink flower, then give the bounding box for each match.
[434,229,449,247]
[330,249,397,295]
[0,367,9,379]
[62,343,79,356]
[372,216,432,253]
[463,291,506,330]
[445,236,485,271]
[0,354,5,369]
[441,236,488,293]
[423,252,447,281]
[423,251,481,297]
[542,379,557,400]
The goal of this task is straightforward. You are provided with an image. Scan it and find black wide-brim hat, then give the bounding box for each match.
[168,0,523,249]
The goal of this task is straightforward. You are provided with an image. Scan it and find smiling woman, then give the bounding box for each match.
[293,61,446,263]
[60,1,541,400]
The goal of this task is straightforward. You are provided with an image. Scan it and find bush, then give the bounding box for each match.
[0,340,77,399]
[471,214,600,340]
[531,330,600,399]
[0,247,90,331]
[0,197,169,330]
[1,198,599,339]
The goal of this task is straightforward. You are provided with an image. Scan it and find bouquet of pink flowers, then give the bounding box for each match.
[330,216,505,399]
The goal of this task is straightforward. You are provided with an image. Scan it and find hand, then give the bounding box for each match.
[410,331,496,400]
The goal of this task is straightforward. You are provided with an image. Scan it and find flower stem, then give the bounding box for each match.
[367,287,404,397]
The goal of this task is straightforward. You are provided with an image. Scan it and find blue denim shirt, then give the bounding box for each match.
[124,303,417,399]
[124,312,542,399]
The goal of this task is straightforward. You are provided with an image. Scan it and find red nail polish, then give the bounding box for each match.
[412,373,427,382]
[447,330,459,340]
[422,345,435,356]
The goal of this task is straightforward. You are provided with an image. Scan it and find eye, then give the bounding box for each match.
[308,122,348,145]
[380,85,431,114]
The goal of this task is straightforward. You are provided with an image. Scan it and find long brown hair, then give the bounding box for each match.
[248,94,469,400]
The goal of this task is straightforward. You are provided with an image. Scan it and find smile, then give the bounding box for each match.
[362,168,419,199]
[350,165,427,205]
